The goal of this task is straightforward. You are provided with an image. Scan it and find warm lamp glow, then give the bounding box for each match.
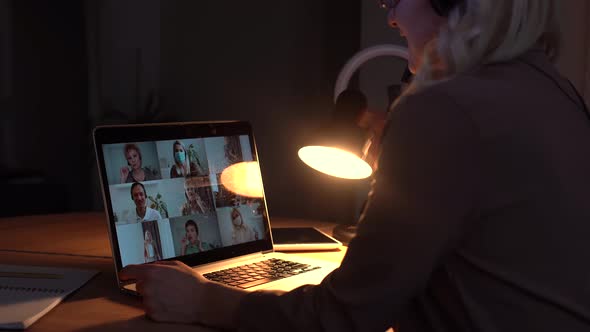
[220,161,264,198]
[298,146,373,180]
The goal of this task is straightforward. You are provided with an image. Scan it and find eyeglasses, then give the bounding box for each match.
[378,0,400,10]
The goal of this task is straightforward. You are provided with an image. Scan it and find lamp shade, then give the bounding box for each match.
[298,90,372,180]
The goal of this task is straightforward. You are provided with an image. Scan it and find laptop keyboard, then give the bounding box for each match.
[203,258,321,289]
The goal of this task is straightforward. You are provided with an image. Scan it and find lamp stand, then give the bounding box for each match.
[305,44,409,246]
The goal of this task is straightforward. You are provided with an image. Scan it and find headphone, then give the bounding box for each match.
[430,0,464,16]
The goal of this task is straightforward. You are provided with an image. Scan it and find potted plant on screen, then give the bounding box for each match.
[148,193,169,218]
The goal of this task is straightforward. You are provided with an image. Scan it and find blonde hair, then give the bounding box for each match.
[400,0,561,98]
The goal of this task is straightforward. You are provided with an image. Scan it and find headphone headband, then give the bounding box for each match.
[430,0,462,16]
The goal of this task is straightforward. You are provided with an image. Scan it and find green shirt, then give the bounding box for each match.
[185,241,213,255]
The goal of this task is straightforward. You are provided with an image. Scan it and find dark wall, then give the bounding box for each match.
[0,0,13,163]
[2,1,90,215]
[0,0,10,100]
[160,1,362,223]
[2,1,363,223]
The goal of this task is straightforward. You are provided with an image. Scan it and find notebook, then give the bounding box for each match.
[0,265,98,330]
[93,121,340,294]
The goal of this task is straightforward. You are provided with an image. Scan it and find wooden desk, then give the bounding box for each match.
[0,212,347,332]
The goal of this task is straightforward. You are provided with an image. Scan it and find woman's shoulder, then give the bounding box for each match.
[398,56,544,118]
[427,51,556,104]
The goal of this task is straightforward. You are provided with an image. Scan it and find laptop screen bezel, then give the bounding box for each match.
[93,121,274,273]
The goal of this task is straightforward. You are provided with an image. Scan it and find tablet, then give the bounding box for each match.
[272,227,342,251]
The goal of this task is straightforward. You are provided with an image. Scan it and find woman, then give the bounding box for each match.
[121,1,590,330]
[120,143,158,183]
[180,220,212,255]
[170,140,206,178]
[230,207,258,245]
[143,230,161,263]
[180,177,212,215]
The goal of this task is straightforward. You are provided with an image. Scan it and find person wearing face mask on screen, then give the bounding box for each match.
[169,140,206,178]
[119,0,590,330]
[230,207,259,245]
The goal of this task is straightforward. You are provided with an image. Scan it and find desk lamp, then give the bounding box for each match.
[298,44,409,179]
[298,44,409,243]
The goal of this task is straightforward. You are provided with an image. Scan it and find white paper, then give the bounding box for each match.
[0,265,98,330]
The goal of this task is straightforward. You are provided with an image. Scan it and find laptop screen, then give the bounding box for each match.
[94,122,273,270]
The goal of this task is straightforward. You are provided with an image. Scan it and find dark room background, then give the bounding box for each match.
[0,0,367,224]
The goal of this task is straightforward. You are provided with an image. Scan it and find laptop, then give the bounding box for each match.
[93,121,340,294]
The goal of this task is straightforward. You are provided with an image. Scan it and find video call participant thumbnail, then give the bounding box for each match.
[230,207,258,245]
[143,229,162,263]
[129,182,162,223]
[181,176,213,215]
[180,219,213,255]
[170,140,207,178]
[120,143,160,183]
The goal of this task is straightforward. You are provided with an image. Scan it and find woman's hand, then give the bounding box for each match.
[119,261,247,328]
[120,166,130,183]
[196,201,208,214]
